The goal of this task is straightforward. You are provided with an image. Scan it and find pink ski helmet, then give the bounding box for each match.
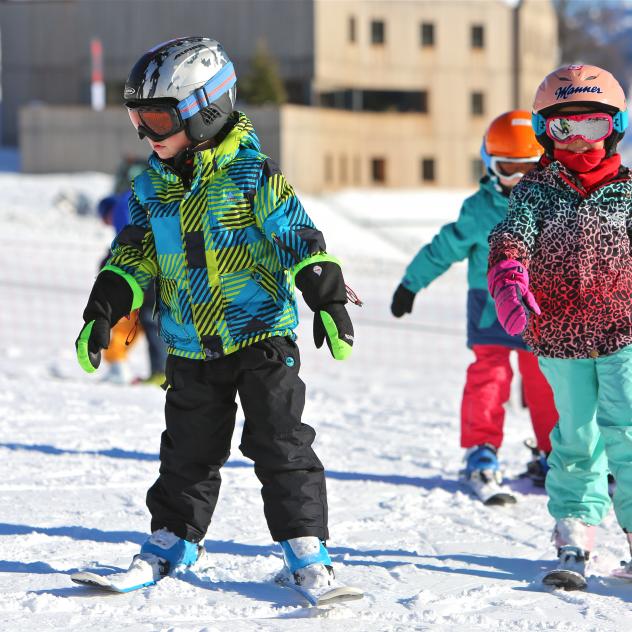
[531,64,628,156]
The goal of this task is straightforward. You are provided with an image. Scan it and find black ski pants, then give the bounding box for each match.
[146,336,328,543]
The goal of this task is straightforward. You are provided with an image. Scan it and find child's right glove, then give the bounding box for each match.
[390,283,416,317]
[75,266,143,372]
[487,259,540,336]
[294,254,354,360]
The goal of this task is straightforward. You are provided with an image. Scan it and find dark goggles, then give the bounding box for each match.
[126,101,184,141]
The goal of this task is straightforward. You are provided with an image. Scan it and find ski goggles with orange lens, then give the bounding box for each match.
[489,156,539,182]
[126,102,184,141]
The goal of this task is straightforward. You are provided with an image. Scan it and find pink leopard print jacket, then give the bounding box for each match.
[489,160,632,359]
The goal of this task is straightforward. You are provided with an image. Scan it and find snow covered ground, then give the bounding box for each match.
[1,173,632,631]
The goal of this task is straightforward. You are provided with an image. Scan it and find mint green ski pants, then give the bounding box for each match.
[539,344,632,531]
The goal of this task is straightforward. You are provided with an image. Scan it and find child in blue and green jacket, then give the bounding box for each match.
[391,111,558,500]
[73,38,359,597]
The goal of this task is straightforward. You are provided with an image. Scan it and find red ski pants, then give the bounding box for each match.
[461,345,557,452]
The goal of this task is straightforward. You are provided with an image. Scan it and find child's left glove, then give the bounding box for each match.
[294,255,354,360]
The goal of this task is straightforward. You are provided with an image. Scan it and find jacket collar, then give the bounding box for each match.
[148,112,261,189]
[546,158,630,196]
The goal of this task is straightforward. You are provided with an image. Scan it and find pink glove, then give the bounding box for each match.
[487,259,541,335]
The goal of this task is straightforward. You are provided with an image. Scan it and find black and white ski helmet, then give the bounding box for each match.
[124,37,237,142]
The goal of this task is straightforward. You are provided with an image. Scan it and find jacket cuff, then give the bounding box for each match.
[101,265,145,310]
[293,253,347,311]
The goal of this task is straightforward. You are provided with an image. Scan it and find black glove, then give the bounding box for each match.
[295,257,354,360]
[76,318,111,371]
[391,284,416,318]
[313,303,354,360]
[75,270,134,372]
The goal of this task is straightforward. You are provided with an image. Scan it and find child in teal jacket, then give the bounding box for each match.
[392,111,557,504]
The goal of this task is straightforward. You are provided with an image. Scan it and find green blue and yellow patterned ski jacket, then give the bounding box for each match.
[105,113,326,360]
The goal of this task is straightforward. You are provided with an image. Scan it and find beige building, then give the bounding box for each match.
[291,0,558,192]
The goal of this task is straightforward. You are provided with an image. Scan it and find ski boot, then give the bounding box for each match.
[461,443,516,506]
[280,537,335,589]
[71,528,204,592]
[543,518,595,590]
[521,439,549,487]
[276,537,363,605]
[137,528,204,578]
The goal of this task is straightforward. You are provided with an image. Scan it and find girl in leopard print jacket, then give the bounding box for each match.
[488,64,632,582]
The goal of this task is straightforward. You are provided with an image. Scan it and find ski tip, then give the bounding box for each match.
[542,571,587,591]
[484,493,517,506]
[315,586,364,606]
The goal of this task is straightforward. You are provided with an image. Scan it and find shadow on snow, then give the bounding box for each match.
[0,441,460,492]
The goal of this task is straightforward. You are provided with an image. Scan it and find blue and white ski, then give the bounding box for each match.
[71,555,166,593]
[274,567,364,606]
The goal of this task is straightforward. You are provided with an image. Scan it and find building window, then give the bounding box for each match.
[420,90,429,113]
[371,20,385,45]
[325,154,333,183]
[340,155,348,184]
[421,158,435,183]
[349,16,356,43]
[471,25,484,49]
[371,157,386,183]
[471,91,485,116]
[420,22,434,47]
[353,156,361,184]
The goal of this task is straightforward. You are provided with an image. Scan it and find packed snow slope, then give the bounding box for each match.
[1,173,631,631]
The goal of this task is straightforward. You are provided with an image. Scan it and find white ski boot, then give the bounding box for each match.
[276,536,363,605]
[543,518,595,590]
[461,443,516,505]
[71,528,204,592]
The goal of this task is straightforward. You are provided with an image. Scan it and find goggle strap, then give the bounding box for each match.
[613,110,628,133]
[532,112,546,135]
[178,62,237,120]
[480,141,492,170]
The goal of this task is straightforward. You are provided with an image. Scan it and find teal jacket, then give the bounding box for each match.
[402,177,527,349]
[106,113,326,360]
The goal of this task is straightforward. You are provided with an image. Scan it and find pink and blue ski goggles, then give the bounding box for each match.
[532,110,628,144]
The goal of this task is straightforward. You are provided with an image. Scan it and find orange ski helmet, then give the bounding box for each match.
[531,64,628,155]
[483,110,543,159]
[481,110,543,180]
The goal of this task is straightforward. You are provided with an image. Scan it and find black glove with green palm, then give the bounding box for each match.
[294,254,354,360]
[75,266,143,373]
